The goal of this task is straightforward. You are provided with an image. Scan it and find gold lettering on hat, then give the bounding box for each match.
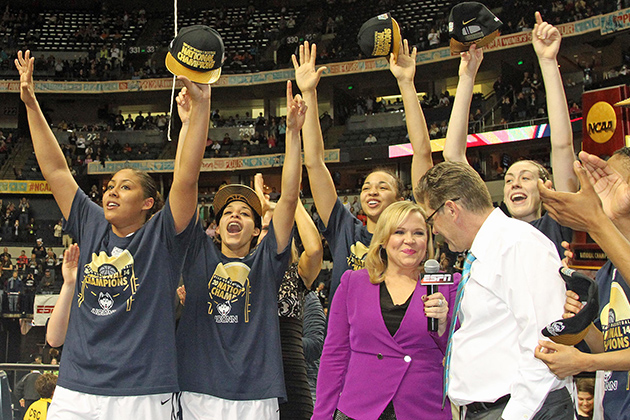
[177,42,217,70]
[372,28,392,56]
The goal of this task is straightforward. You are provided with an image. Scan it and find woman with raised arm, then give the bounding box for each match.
[295,40,432,303]
[16,49,210,420]
[440,12,576,256]
[253,174,323,419]
[176,81,305,420]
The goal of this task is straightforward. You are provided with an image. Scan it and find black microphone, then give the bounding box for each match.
[423,259,440,332]
[421,259,454,332]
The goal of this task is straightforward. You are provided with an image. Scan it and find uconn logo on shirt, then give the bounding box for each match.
[208,262,251,324]
[79,250,138,316]
[215,300,238,323]
[91,292,116,316]
[347,242,369,271]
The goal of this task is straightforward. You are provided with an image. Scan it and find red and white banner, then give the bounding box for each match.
[33,294,59,326]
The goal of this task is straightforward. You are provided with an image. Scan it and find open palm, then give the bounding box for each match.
[389,39,416,83]
[580,151,630,220]
[292,41,326,93]
[15,50,37,108]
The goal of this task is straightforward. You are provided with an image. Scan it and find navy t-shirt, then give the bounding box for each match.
[530,213,573,258]
[177,219,292,401]
[318,199,372,302]
[594,261,630,420]
[60,188,195,396]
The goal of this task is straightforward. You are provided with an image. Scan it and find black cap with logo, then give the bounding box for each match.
[541,267,599,346]
[448,2,502,53]
[165,25,225,84]
[357,13,401,59]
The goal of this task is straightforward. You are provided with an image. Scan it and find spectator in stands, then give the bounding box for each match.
[569,101,581,115]
[37,269,56,294]
[0,247,10,261]
[17,250,28,271]
[24,373,57,420]
[22,272,36,314]
[364,133,377,143]
[428,27,440,48]
[12,219,21,242]
[493,75,507,97]
[138,142,150,156]
[26,218,36,242]
[15,354,43,418]
[574,377,595,420]
[134,111,145,130]
[32,238,46,263]
[6,270,23,312]
[222,132,232,145]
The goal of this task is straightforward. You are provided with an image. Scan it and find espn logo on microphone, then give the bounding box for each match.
[36,305,55,314]
[420,273,454,285]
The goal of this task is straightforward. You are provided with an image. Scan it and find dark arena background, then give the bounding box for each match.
[0,0,626,416]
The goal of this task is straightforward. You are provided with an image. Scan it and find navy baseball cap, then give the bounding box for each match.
[542,267,599,346]
[166,25,225,84]
[448,2,502,53]
[357,13,401,59]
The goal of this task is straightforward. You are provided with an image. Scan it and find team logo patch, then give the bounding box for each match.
[545,321,565,336]
[80,250,138,316]
[208,262,251,324]
[347,242,369,271]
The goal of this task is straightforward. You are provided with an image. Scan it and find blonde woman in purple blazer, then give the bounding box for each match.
[313,201,458,420]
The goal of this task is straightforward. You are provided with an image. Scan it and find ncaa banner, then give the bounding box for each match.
[34,294,60,326]
[0,180,52,194]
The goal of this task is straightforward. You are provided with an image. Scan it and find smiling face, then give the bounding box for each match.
[383,211,428,272]
[218,201,260,258]
[577,391,594,416]
[503,161,543,222]
[360,171,400,222]
[103,169,154,235]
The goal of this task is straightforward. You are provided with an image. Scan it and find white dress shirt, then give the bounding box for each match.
[448,208,569,420]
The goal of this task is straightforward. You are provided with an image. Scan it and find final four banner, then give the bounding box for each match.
[88,150,341,175]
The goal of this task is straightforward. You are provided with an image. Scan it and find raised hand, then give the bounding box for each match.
[538,160,607,232]
[62,244,80,287]
[578,151,630,221]
[292,41,327,93]
[389,39,417,83]
[286,80,307,131]
[254,173,271,217]
[532,11,561,61]
[176,86,192,125]
[458,43,483,79]
[15,50,36,108]
[177,75,211,105]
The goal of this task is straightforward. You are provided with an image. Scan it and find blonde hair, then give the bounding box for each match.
[365,201,432,284]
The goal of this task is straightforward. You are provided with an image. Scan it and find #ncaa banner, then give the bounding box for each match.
[34,294,60,326]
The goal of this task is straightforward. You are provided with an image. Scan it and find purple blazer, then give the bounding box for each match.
[312,269,458,420]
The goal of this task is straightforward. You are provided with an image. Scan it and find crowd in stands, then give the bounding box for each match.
[0,1,621,81]
[0,238,62,316]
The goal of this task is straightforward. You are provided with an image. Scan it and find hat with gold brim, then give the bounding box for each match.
[541,267,599,346]
[213,184,263,219]
[357,13,402,59]
[615,97,630,107]
[165,25,224,84]
[448,2,502,53]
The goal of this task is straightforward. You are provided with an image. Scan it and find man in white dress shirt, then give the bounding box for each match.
[415,161,572,420]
